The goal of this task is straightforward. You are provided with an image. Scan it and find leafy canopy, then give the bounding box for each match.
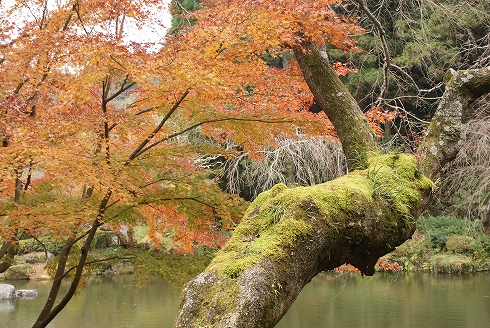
[1,0,364,252]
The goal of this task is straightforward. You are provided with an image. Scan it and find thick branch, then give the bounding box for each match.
[294,42,378,170]
[417,67,490,179]
[175,154,433,327]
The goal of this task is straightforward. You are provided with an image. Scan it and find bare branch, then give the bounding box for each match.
[126,88,190,163]
[135,117,295,159]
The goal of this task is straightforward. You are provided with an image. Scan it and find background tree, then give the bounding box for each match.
[333,0,490,220]
[326,0,490,148]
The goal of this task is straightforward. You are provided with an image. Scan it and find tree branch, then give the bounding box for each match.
[126,89,190,163]
[135,117,294,158]
[294,42,378,170]
[417,67,490,179]
[352,0,391,102]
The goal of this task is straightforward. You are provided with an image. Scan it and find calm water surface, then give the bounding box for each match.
[1,272,489,327]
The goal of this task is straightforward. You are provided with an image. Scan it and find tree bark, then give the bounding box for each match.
[0,241,17,273]
[417,67,490,179]
[174,65,490,328]
[294,42,378,171]
[175,154,432,327]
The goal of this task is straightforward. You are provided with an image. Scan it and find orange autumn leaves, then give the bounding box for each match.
[365,106,399,138]
[1,0,396,252]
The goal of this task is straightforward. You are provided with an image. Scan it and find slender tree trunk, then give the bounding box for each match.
[483,194,490,234]
[174,65,490,327]
[294,42,378,171]
[33,190,112,328]
[0,172,23,272]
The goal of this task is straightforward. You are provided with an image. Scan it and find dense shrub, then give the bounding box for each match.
[19,237,67,255]
[383,216,490,272]
[417,216,485,250]
[445,235,476,254]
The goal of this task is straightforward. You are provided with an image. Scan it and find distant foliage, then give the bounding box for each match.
[417,216,486,249]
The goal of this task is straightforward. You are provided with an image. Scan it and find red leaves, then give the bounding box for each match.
[375,258,403,272]
[333,259,402,274]
[332,61,358,76]
[365,106,399,138]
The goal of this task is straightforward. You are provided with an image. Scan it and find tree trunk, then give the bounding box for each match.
[417,67,490,179]
[175,62,490,327]
[482,195,490,234]
[0,241,17,273]
[175,153,432,327]
[33,190,112,328]
[294,42,378,171]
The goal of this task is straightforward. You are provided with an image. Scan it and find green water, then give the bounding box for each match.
[1,273,489,327]
[276,273,490,328]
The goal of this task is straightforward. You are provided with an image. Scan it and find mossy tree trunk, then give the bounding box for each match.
[294,42,378,171]
[175,154,433,327]
[417,67,490,179]
[175,46,490,327]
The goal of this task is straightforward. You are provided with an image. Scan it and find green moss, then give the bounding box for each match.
[195,278,239,325]
[368,153,434,220]
[208,153,434,279]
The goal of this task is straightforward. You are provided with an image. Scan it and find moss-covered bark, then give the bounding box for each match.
[175,153,433,327]
[294,42,378,171]
[418,67,490,179]
[175,60,489,327]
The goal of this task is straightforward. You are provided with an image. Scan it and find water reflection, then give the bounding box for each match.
[276,272,490,328]
[1,277,181,328]
[1,273,489,327]
[0,299,15,312]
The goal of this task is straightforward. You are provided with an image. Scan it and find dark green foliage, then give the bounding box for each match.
[385,216,490,272]
[169,0,201,35]
[417,216,485,250]
[19,236,67,255]
[418,215,481,238]
[332,0,490,118]
[91,231,118,249]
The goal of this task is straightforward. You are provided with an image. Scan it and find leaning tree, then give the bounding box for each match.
[173,0,490,326]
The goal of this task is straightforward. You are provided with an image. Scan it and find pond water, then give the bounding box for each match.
[1,272,489,327]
